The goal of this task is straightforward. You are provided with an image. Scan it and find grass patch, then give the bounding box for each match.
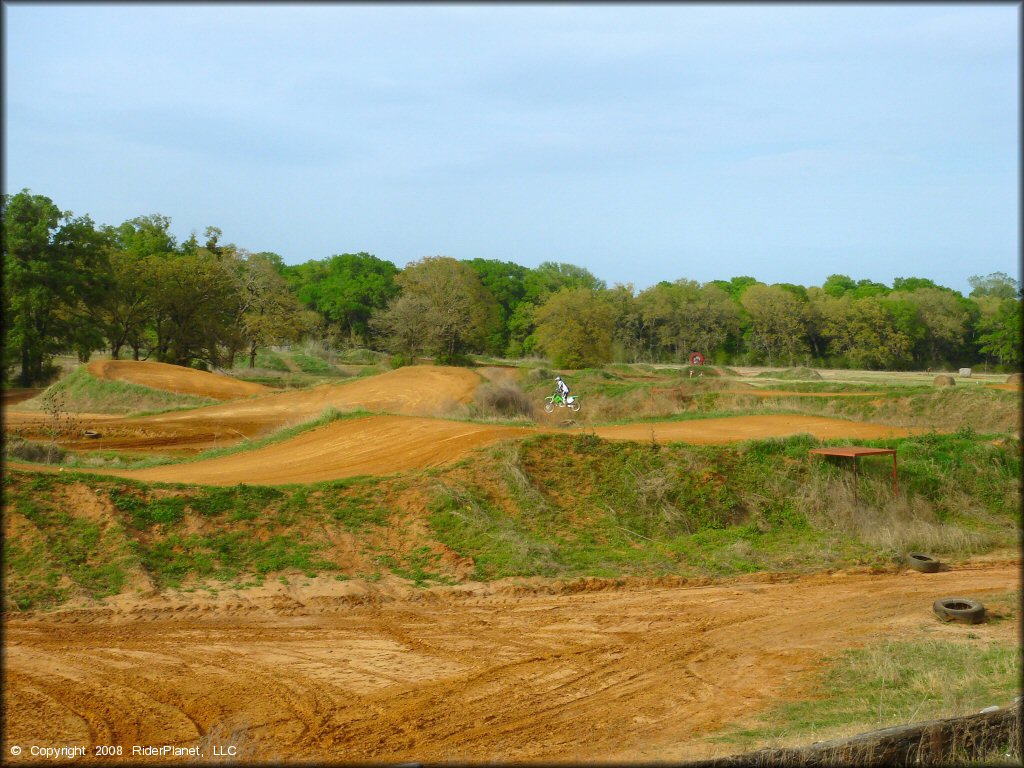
[713,634,1021,752]
[14,364,217,415]
[252,350,290,371]
[290,352,337,376]
[140,532,335,588]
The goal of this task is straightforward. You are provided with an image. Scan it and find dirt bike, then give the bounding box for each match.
[544,393,581,413]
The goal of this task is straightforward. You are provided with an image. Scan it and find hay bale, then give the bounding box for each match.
[1006,373,1023,386]
[933,374,956,387]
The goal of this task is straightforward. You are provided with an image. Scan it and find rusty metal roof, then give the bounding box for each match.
[808,447,896,457]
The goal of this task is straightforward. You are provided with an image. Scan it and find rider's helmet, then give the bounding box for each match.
[555,376,562,383]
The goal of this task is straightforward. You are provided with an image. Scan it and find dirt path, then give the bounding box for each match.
[7,413,915,486]
[4,559,1017,763]
[594,413,913,444]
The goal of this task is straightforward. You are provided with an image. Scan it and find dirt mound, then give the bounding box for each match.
[8,365,486,452]
[4,560,1017,763]
[88,360,269,400]
[121,415,532,486]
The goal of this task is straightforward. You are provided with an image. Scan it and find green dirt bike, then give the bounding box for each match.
[544,393,581,413]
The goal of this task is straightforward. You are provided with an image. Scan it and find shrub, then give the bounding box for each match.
[4,437,66,464]
[473,381,536,419]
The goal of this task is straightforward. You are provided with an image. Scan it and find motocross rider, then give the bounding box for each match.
[554,375,570,404]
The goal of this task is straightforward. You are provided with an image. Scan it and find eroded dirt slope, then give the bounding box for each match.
[3,559,1017,764]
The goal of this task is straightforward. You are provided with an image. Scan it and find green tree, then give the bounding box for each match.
[821,274,857,298]
[969,272,1020,301]
[2,190,110,384]
[888,287,971,366]
[741,284,809,366]
[375,256,496,363]
[236,252,311,367]
[508,262,607,357]
[286,252,399,346]
[149,249,240,367]
[820,295,913,369]
[709,275,759,302]
[533,287,616,368]
[976,298,1022,368]
[91,215,178,360]
[523,261,606,303]
[466,258,530,356]
[636,280,740,362]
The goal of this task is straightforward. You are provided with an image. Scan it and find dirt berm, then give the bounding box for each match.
[88,359,270,400]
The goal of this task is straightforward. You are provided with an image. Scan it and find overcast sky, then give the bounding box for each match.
[4,3,1018,294]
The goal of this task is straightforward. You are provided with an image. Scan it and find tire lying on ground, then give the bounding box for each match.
[933,597,986,624]
[906,552,940,573]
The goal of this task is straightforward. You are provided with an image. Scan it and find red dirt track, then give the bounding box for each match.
[3,559,1018,763]
[5,362,919,485]
[2,363,1018,763]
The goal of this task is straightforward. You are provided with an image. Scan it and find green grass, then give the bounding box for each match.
[4,412,1019,606]
[291,352,337,375]
[4,474,134,604]
[140,532,336,588]
[14,365,217,415]
[236,350,290,372]
[712,633,1021,752]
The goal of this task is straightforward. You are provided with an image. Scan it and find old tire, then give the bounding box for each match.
[906,552,940,573]
[933,597,986,624]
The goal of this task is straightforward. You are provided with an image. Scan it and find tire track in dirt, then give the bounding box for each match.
[10,563,1014,763]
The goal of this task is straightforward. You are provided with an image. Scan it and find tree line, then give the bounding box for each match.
[3,189,1020,385]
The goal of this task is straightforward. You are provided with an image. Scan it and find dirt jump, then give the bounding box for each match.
[5,362,920,485]
[6,364,484,452]
[4,558,1017,763]
[88,360,270,400]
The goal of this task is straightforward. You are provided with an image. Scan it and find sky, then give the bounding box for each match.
[3,2,1019,295]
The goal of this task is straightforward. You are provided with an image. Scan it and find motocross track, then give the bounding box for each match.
[8,413,913,486]
[4,558,1018,763]
[4,363,917,485]
[5,365,484,452]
